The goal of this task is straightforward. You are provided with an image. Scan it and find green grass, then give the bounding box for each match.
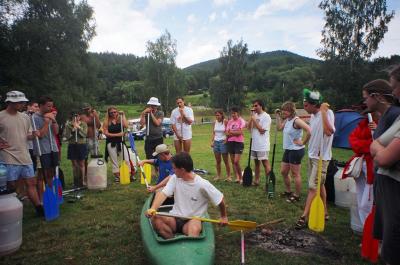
[1,122,374,265]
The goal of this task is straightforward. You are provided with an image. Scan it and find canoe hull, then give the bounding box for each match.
[140,194,215,265]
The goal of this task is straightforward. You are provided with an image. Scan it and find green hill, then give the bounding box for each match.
[183,50,320,72]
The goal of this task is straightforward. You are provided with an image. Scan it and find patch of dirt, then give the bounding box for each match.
[247,228,340,258]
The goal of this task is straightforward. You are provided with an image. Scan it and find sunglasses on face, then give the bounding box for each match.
[253,104,259,107]
[109,111,117,115]
[162,151,170,155]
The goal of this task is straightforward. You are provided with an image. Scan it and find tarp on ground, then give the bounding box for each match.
[333,110,364,149]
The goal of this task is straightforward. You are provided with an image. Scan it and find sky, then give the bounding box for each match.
[87,0,400,68]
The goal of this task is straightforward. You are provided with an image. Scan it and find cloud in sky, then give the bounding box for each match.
[87,0,400,68]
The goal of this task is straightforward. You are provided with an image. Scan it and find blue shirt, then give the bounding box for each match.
[154,159,174,184]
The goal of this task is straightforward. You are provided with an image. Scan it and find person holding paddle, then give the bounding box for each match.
[103,107,130,183]
[140,97,164,159]
[0,91,43,217]
[295,89,335,230]
[276,101,311,203]
[64,111,88,188]
[145,152,228,239]
[247,99,271,186]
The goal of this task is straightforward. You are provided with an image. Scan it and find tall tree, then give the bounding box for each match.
[318,0,394,62]
[0,0,96,121]
[144,30,184,114]
[316,0,395,108]
[210,39,248,111]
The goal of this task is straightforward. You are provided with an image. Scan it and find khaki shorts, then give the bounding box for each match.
[307,158,329,189]
[250,150,269,160]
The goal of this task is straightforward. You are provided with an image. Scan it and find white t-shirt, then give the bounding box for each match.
[251,112,271,151]
[170,106,194,140]
[162,174,223,217]
[308,110,335,160]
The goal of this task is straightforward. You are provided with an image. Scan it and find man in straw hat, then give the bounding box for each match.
[0,91,44,216]
[140,97,164,159]
[295,88,335,229]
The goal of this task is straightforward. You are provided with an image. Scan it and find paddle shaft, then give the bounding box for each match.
[128,133,149,188]
[367,113,374,137]
[155,212,256,229]
[241,230,245,265]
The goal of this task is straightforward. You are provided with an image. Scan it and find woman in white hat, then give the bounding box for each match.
[140,97,164,159]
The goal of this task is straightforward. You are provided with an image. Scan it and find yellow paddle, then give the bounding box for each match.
[308,118,325,232]
[155,212,257,231]
[119,113,130,185]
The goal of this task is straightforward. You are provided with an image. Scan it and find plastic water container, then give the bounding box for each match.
[0,193,23,256]
[350,188,363,234]
[87,159,107,190]
[334,167,356,208]
[0,163,7,194]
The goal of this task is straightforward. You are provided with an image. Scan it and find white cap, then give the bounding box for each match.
[5,91,29,103]
[147,97,161,106]
[152,144,169,156]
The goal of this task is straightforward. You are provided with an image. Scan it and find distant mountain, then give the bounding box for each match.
[183,50,320,72]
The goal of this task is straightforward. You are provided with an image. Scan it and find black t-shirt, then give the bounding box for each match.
[374,105,400,139]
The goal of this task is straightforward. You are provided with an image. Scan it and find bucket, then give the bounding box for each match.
[334,167,356,208]
[87,159,107,190]
[0,193,23,256]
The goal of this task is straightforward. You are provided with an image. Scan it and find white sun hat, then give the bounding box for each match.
[152,144,170,156]
[5,91,29,103]
[147,97,161,106]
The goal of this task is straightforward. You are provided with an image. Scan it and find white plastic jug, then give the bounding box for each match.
[334,167,356,208]
[87,159,107,190]
[0,193,23,256]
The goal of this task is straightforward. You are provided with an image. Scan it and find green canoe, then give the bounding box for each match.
[140,194,215,265]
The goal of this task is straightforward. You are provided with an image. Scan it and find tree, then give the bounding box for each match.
[316,0,395,108]
[210,39,248,111]
[0,0,96,122]
[144,30,184,114]
[318,0,394,61]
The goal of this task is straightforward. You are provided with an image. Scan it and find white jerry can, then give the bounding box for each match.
[87,158,107,190]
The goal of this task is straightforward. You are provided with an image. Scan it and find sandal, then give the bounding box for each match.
[325,214,330,221]
[295,216,307,230]
[213,176,220,181]
[280,191,293,198]
[114,176,120,183]
[224,178,232,182]
[286,194,300,203]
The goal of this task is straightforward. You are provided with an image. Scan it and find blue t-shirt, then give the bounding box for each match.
[374,106,400,139]
[154,159,174,184]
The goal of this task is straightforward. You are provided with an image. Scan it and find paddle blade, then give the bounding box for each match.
[361,206,379,263]
[242,166,252,187]
[43,184,59,221]
[120,162,131,185]
[128,132,135,151]
[228,220,257,231]
[141,163,152,185]
[54,178,63,204]
[308,195,325,232]
[267,171,276,198]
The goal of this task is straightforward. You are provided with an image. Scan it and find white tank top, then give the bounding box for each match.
[214,121,226,141]
[283,117,304,150]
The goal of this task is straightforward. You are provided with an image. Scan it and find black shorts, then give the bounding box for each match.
[145,137,163,159]
[227,141,244,155]
[39,152,59,169]
[67,144,88,161]
[373,174,400,265]
[282,149,305,165]
[175,218,189,234]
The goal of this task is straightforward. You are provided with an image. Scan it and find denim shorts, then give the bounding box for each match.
[213,140,227,154]
[6,164,35,181]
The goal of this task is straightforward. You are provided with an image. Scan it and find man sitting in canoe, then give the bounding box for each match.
[146,152,228,239]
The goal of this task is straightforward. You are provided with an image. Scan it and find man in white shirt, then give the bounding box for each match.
[247,99,271,185]
[170,97,194,153]
[146,152,228,239]
[295,88,335,229]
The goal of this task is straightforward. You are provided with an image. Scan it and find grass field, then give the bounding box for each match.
[1,121,375,265]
